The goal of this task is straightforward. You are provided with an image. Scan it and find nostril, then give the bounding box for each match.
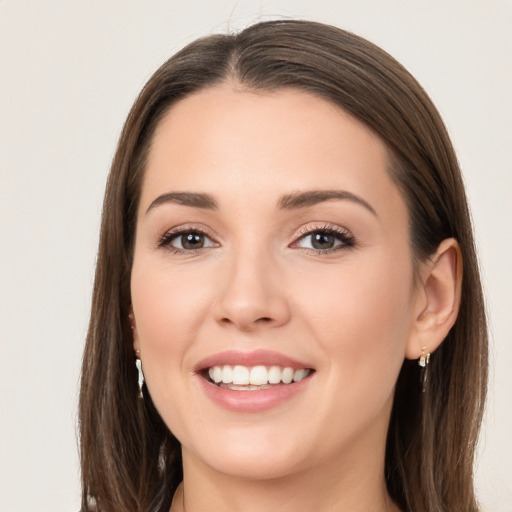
[219,316,273,327]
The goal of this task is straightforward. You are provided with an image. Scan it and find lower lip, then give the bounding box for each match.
[197,374,313,413]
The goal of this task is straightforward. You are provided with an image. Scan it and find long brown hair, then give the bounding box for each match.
[79,20,488,512]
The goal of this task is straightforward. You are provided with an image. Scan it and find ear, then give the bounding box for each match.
[405,238,463,360]
[129,306,141,355]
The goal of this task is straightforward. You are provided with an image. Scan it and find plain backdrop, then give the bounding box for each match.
[0,1,511,511]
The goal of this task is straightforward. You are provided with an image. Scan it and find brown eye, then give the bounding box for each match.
[178,232,205,250]
[160,230,218,252]
[294,227,355,253]
[311,233,336,250]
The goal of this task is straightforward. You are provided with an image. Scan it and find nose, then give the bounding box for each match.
[213,249,291,332]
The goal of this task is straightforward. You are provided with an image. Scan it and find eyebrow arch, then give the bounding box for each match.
[146,189,376,216]
[278,190,377,216]
[146,192,218,214]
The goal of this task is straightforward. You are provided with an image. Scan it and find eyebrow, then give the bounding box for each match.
[145,189,376,216]
[146,192,218,214]
[278,190,377,216]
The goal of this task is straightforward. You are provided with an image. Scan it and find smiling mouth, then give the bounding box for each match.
[205,365,313,391]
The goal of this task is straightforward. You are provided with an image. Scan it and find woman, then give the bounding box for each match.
[79,20,488,512]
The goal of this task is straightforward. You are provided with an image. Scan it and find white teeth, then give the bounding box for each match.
[232,365,250,385]
[212,366,222,383]
[282,367,294,384]
[293,369,308,382]
[207,364,311,386]
[221,365,233,384]
[268,366,282,384]
[249,366,268,385]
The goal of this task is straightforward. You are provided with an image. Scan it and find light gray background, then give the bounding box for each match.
[1,1,510,511]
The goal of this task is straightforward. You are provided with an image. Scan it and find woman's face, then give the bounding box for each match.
[131,85,423,480]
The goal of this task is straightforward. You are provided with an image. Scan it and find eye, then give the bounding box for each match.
[159,229,218,252]
[293,225,355,253]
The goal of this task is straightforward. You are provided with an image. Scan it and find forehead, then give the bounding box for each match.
[140,84,405,222]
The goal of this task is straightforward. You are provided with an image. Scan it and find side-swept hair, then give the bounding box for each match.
[79,20,487,512]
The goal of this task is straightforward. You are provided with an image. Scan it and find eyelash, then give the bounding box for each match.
[157,224,356,255]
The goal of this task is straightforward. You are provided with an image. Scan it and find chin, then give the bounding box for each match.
[175,414,314,480]
[191,442,308,481]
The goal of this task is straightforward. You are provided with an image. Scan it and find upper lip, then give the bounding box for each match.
[194,349,313,373]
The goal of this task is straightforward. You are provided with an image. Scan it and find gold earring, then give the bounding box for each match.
[418,347,430,368]
[418,347,431,393]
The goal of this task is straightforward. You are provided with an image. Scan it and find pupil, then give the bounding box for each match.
[312,233,334,249]
[182,233,204,249]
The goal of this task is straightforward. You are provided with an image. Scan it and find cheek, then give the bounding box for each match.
[130,257,215,415]
[297,250,415,386]
[130,262,215,442]
[292,253,415,450]
[131,259,211,350]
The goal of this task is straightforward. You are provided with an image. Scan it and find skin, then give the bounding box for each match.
[130,84,461,512]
